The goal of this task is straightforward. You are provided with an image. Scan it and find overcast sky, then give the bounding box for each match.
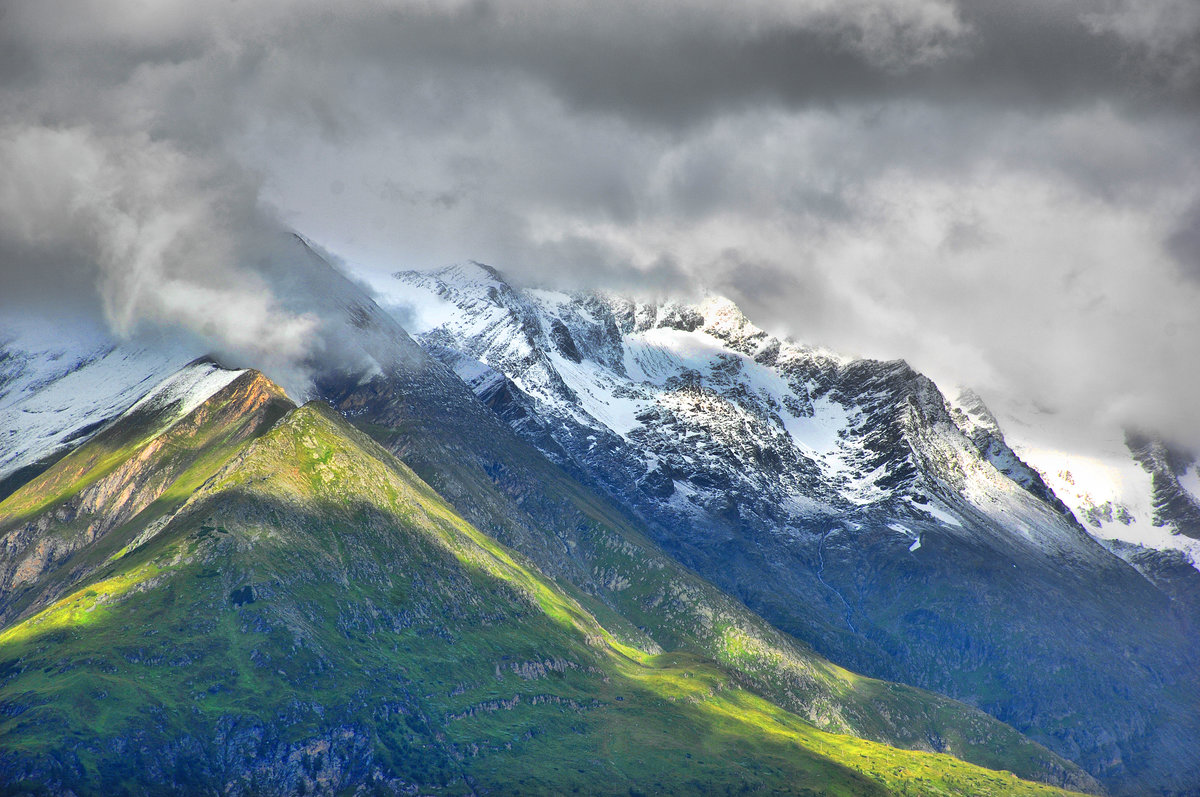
[2,0,1199,450]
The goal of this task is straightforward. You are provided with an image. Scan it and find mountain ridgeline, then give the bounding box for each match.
[0,243,1192,794]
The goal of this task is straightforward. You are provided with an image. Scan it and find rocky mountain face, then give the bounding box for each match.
[0,369,1090,793]
[378,262,1200,795]
[1125,433,1200,540]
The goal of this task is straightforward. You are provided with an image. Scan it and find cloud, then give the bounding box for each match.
[2,0,1199,448]
[0,124,320,386]
[1084,0,1200,87]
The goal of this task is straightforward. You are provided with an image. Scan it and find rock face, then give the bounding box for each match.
[1125,433,1200,541]
[380,262,1200,795]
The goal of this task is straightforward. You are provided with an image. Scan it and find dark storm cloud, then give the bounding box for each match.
[2,0,1200,443]
[366,0,1176,124]
[1166,200,1200,280]
[248,0,1199,129]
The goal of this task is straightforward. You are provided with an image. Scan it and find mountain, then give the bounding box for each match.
[294,251,1096,788]
[0,360,291,628]
[0,314,195,501]
[374,261,1200,795]
[0,352,1090,795]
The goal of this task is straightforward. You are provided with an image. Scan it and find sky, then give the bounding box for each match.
[2,0,1200,452]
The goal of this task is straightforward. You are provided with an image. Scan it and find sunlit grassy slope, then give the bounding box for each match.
[0,369,293,628]
[331,373,1094,791]
[0,400,1086,795]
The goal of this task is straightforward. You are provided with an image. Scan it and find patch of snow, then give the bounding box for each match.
[781,394,848,458]
[1021,446,1154,530]
[365,272,466,335]
[991,395,1154,532]
[1000,418,1200,571]
[625,327,727,383]
[909,536,922,552]
[443,353,505,395]
[544,351,647,437]
[126,361,246,422]
[840,462,889,506]
[1179,465,1200,504]
[526,288,576,312]
[905,497,963,528]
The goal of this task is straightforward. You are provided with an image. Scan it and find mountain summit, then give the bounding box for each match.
[0,353,1089,794]
[373,262,1200,794]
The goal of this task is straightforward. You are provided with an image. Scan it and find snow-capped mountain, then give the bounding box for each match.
[375,261,1200,578]
[3,251,1199,792]
[374,263,1105,566]
[0,302,1099,797]
[369,262,1200,791]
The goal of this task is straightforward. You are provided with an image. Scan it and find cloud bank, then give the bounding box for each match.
[2,0,1199,448]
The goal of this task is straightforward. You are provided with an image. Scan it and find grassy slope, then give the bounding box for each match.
[333,378,1093,791]
[0,370,293,627]
[0,402,1085,796]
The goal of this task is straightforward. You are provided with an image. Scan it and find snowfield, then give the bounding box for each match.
[0,315,197,480]
[375,262,1126,572]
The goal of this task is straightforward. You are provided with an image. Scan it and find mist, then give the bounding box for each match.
[2,0,1199,450]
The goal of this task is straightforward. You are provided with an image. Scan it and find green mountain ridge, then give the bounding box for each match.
[0,366,293,629]
[0,364,1094,794]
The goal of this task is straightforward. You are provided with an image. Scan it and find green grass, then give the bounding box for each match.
[0,371,293,628]
[0,402,1087,795]
[341,383,1102,792]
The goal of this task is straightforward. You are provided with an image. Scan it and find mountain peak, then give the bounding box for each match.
[374,261,1200,792]
[415,260,510,291]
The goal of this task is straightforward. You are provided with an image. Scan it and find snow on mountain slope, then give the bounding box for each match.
[993,402,1200,571]
[0,236,432,488]
[120,359,248,434]
[0,315,197,482]
[376,262,1112,570]
[1179,463,1200,504]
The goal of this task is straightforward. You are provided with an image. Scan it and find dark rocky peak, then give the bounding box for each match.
[654,301,705,332]
[1126,430,1200,538]
[547,317,582,363]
